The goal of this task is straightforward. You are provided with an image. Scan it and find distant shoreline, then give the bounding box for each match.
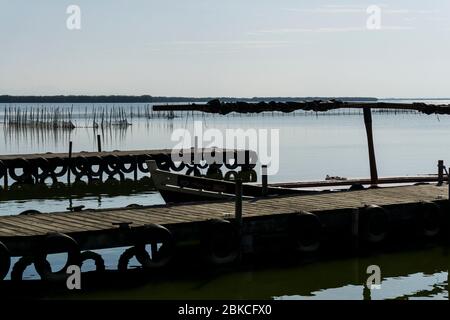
[0,95,378,104]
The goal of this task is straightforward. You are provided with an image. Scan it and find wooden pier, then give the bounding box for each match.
[0,183,448,281]
[0,148,256,189]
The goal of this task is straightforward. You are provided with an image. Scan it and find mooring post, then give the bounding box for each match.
[446,167,450,245]
[193,135,199,165]
[67,141,73,186]
[448,168,450,200]
[438,160,444,185]
[262,165,268,196]
[235,178,243,230]
[363,108,378,187]
[97,134,102,153]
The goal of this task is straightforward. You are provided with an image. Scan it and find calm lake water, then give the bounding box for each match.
[64,246,450,300]
[2,99,450,299]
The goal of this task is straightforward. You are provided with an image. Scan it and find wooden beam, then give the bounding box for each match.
[268,174,438,189]
[438,160,444,185]
[261,165,268,196]
[97,134,102,153]
[265,175,439,189]
[363,108,378,187]
[153,101,450,115]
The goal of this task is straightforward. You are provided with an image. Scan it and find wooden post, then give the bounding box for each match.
[68,141,73,186]
[96,135,103,182]
[438,160,444,185]
[235,179,243,229]
[363,108,378,187]
[97,134,102,153]
[448,169,450,200]
[194,136,199,165]
[261,165,268,196]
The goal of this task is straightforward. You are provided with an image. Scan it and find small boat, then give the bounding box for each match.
[146,160,318,204]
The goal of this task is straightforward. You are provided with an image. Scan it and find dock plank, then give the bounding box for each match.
[0,184,446,239]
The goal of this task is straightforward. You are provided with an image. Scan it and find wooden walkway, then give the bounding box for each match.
[0,149,174,161]
[0,184,446,240]
[0,148,252,189]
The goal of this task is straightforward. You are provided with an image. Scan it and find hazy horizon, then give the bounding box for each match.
[1,1,450,98]
[2,95,450,100]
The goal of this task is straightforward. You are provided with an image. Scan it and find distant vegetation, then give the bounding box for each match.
[0,95,378,103]
[3,104,176,131]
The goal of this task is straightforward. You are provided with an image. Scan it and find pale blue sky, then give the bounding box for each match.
[1,0,450,97]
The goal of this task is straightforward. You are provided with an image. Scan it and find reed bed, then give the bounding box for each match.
[3,106,75,130]
[0,104,416,132]
[1,105,177,131]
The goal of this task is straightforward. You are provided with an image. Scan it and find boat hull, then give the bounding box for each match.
[146,160,320,204]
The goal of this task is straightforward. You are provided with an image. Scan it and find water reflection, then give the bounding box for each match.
[278,272,448,300]
[0,191,165,217]
[40,246,450,300]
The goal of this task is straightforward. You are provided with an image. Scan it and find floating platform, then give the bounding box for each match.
[0,183,448,281]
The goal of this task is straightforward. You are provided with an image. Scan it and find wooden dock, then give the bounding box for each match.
[0,184,442,236]
[0,148,256,189]
[0,183,449,281]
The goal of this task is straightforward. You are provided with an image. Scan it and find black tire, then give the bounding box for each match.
[202,219,240,265]
[288,212,322,253]
[224,152,239,170]
[349,184,365,191]
[134,224,174,268]
[34,233,81,281]
[117,246,137,272]
[19,210,41,216]
[11,256,38,281]
[0,241,10,280]
[80,251,105,273]
[126,204,143,209]
[360,205,389,244]
[418,201,442,238]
